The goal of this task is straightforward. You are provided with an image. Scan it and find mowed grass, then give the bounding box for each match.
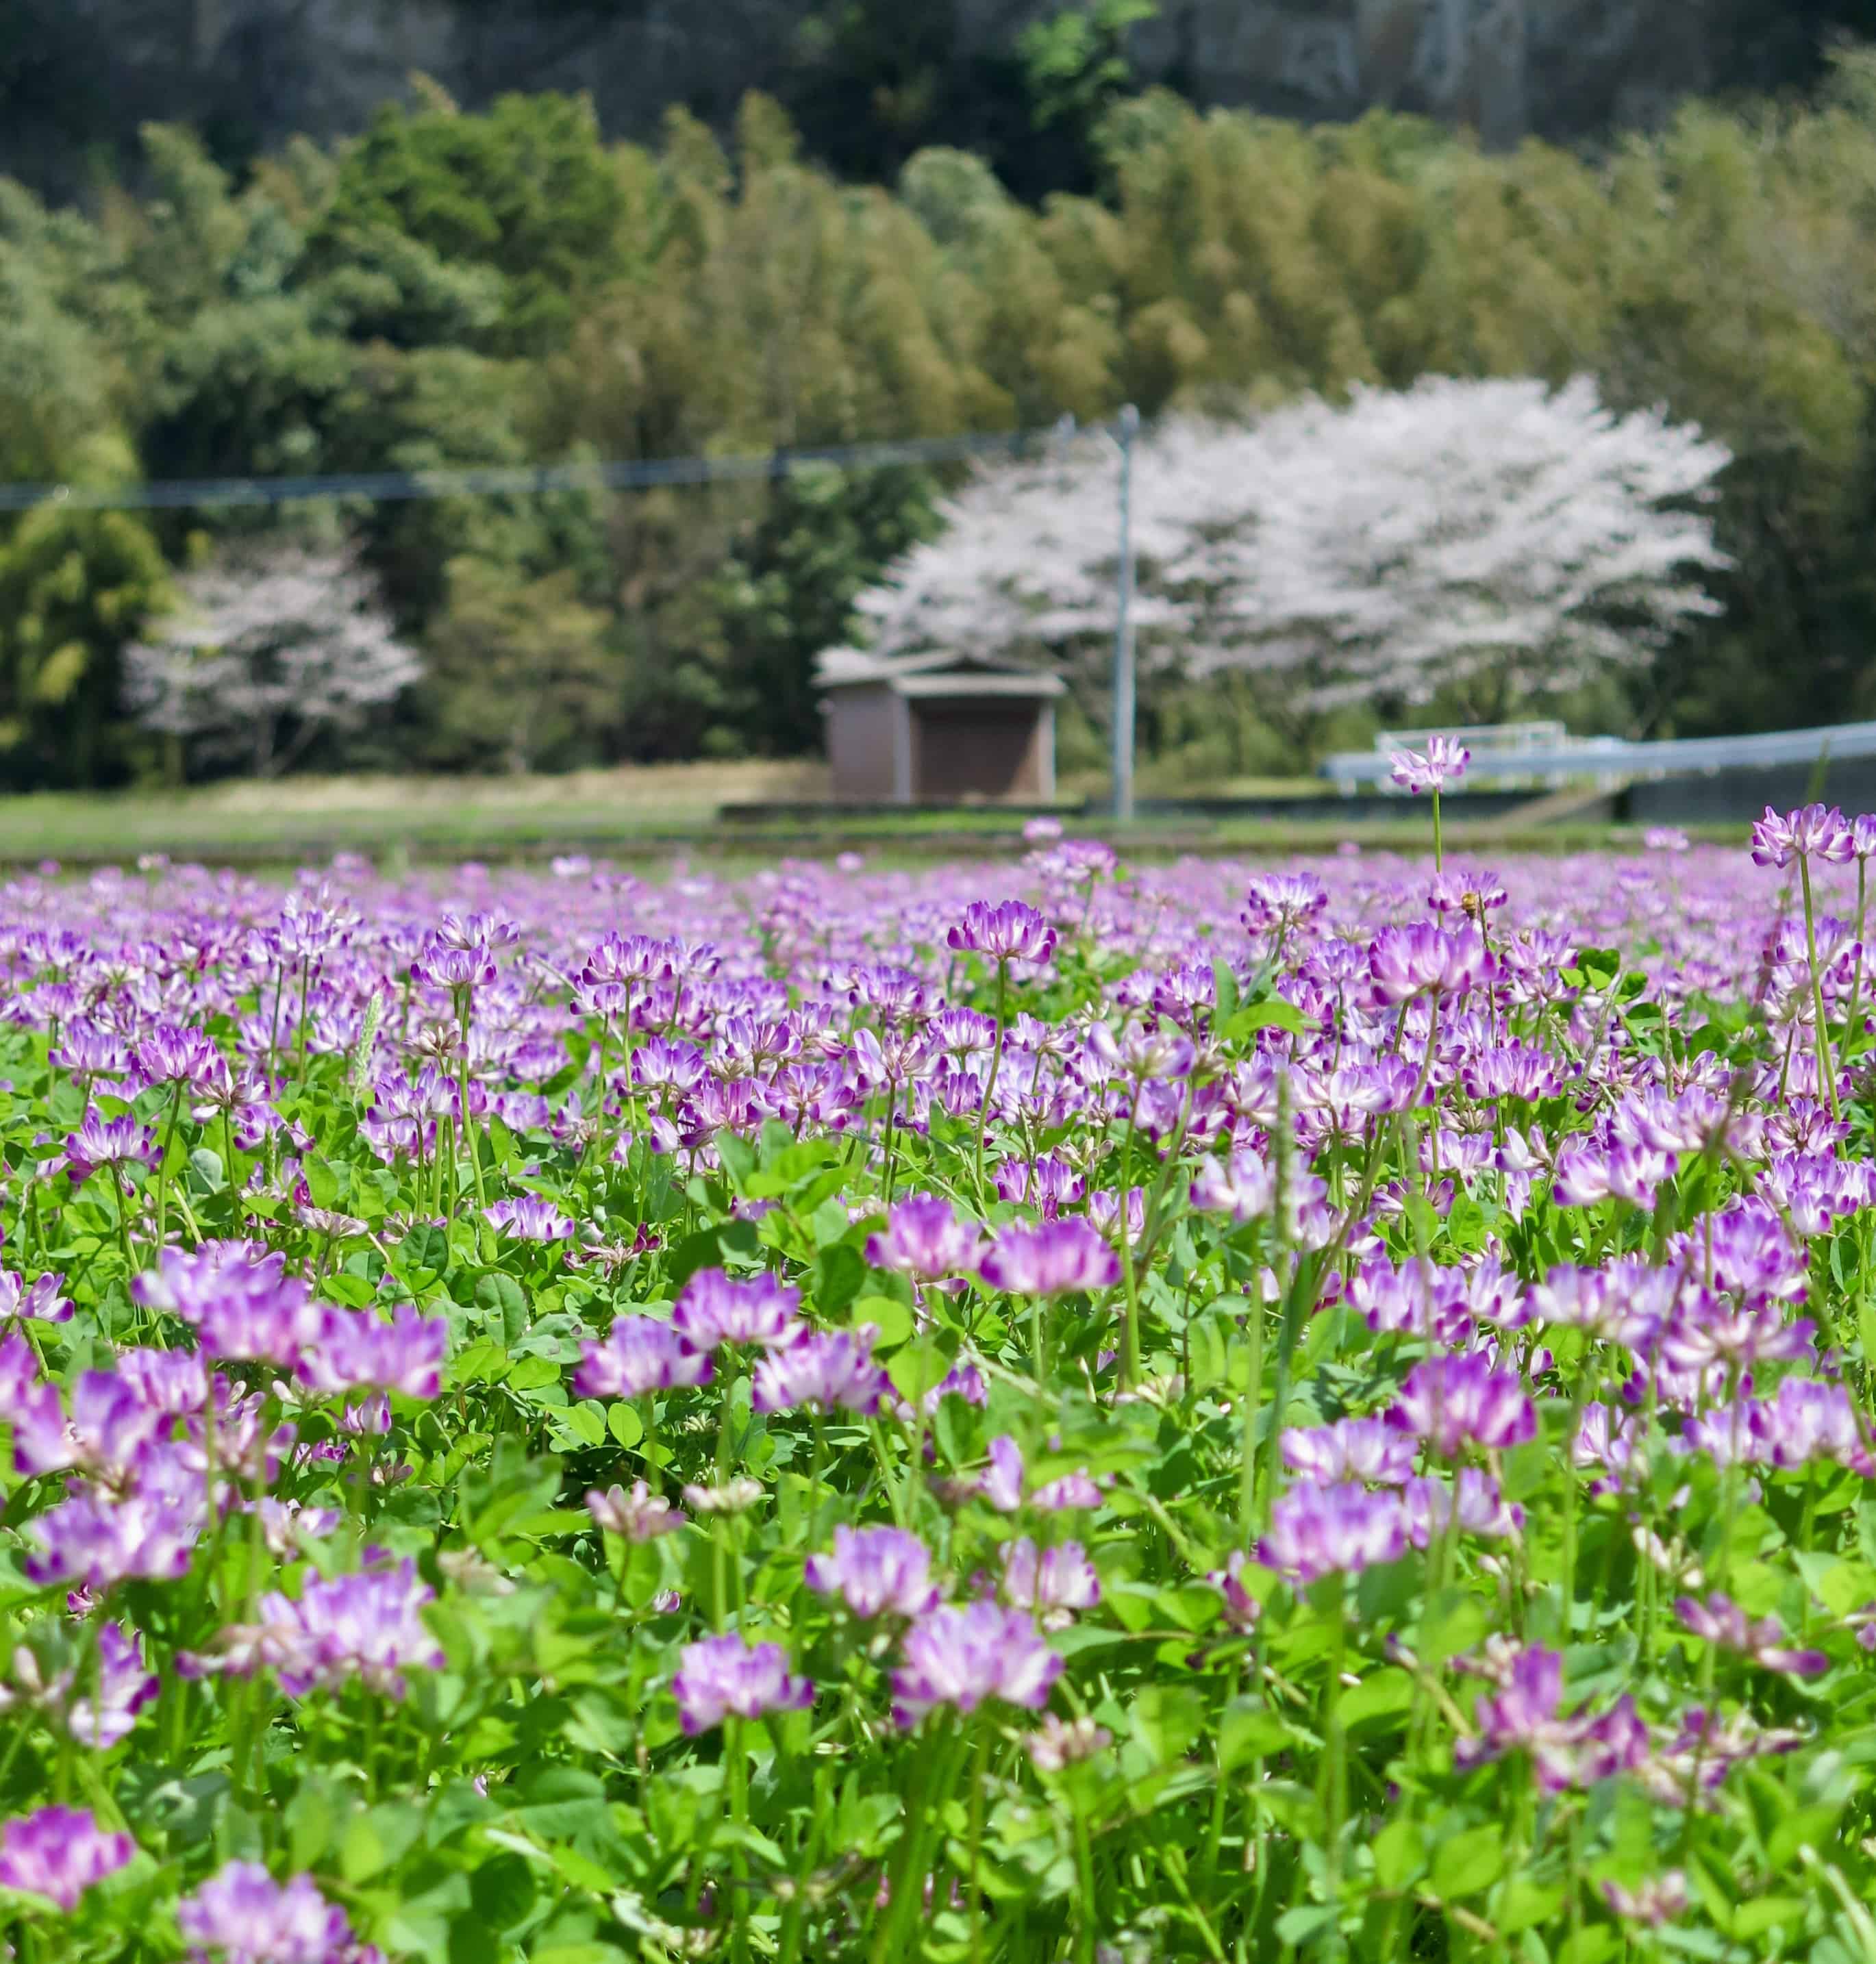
[0,763,1744,867]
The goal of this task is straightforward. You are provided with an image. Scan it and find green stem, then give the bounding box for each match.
[1799,856,1841,1119]
[972,964,1009,1203]
[1117,1097,1141,1389]
[1237,1264,1266,1544]
[1848,860,1868,1044]
[1322,1587,1349,1925]
[458,992,488,1211]
[727,1715,751,1964]
[1556,1348,1593,1641]
[151,1079,184,1256]
[966,1720,990,1964]
[871,1728,966,1964]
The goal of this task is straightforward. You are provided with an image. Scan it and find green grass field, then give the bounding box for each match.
[0,762,1742,868]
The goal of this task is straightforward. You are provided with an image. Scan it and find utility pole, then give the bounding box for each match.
[1111,403,1140,822]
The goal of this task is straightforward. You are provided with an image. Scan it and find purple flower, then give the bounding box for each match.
[1453,1645,1649,1791]
[1387,1353,1536,1458]
[17,1368,175,1483]
[1750,802,1854,868]
[409,935,496,991]
[1673,1593,1827,1677]
[0,1270,72,1325]
[1388,735,1469,794]
[1762,1376,1876,1475]
[672,1634,813,1734]
[672,1269,803,1350]
[1368,923,1495,1003]
[1241,872,1329,935]
[804,1526,940,1619]
[179,1860,381,1964]
[586,1481,685,1540]
[1255,1481,1405,1582]
[751,1328,892,1415]
[999,1537,1100,1628]
[866,1194,987,1281]
[947,901,1057,966]
[297,1305,447,1400]
[25,1479,204,1590]
[136,1243,316,1368]
[0,1624,158,1749]
[482,1194,575,1242]
[1025,1713,1110,1770]
[574,1317,713,1400]
[977,1435,1103,1513]
[115,1346,208,1415]
[0,1805,134,1911]
[1208,1550,1262,1631]
[134,1021,221,1091]
[1427,866,1508,916]
[1189,1150,1275,1223]
[1282,1417,1418,1485]
[978,1220,1120,1297]
[63,1106,157,1183]
[248,1560,444,1700]
[1601,1874,1690,1927]
[890,1600,1063,1725]
[66,1625,159,1749]
[1400,1470,1524,1550]
[1455,1644,1566,1773]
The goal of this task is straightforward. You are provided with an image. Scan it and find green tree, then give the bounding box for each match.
[421,556,618,772]
[0,451,172,790]
[306,88,627,356]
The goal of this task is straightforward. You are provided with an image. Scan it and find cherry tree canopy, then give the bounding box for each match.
[848,377,1733,713]
[125,546,421,778]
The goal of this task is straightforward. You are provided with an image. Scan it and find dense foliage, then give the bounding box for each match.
[5,811,1876,1958]
[11,55,1876,785]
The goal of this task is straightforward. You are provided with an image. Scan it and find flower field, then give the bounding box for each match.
[3,809,1876,1963]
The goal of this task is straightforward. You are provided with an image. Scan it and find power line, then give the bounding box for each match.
[0,427,1069,516]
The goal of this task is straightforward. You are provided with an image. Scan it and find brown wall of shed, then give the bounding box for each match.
[825,685,901,801]
[910,699,1047,801]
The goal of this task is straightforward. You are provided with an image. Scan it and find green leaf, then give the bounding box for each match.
[1418,1587,1488,1666]
[1371,1816,1427,1891]
[1212,958,1240,1029]
[607,1402,643,1449]
[1218,1697,1292,1771]
[1339,1665,1414,1734]
[812,1242,866,1320]
[554,1401,607,1448]
[1430,1824,1505,1900]
[304,1154,343,1209]
[476,1272,528,1350]
[853,1294,915,1351]
[886,1333,954,1405]
[468,1854,538,1935]
[1221,997,1308,1044]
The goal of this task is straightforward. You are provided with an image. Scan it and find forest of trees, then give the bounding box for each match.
[8,47,1876,789]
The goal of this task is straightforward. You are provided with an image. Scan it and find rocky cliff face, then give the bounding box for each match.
[3,0,1729,197]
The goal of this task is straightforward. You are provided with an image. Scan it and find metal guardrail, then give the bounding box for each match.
[1321,720,1876,787]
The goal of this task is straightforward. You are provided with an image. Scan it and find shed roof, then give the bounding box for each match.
[814,644,1064,698]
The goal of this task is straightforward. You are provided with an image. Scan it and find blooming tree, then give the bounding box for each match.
[124,546,421,778]
[850,377,1732,725]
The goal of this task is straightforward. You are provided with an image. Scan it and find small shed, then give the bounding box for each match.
[815,647,1065,805]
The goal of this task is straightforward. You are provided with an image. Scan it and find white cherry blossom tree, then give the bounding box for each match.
[851,377,1732,727]
[125,546,421,779]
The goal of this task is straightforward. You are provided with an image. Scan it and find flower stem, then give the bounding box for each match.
[972,964,1009,1203]
[1799,855,1841,1118]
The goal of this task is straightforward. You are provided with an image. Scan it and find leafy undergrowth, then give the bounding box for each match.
[0,812,1873,1962]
